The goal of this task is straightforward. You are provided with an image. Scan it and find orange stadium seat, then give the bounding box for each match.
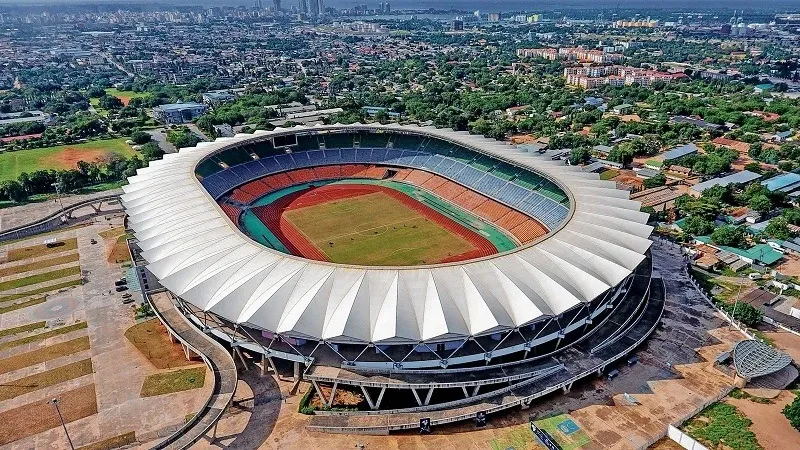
[509,220,549,244]
[473,200,513,222]
[451,190,489,211]
[494,210,528,230]
[404,169,434,186]
[421,175,447,190]
[433,180,466,201]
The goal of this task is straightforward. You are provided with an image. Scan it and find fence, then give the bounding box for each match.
[667,425,709,450]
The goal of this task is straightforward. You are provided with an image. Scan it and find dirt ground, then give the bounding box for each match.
[42,148,120,171]
[309,385,364,409]
[726,390,800,450]
[776,254,800,277]
[759,327,800,362]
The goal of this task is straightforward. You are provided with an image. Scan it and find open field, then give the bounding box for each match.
[0,336,91,375]
[125,318,197,369]
[5,237,78,262]
[140,366,206,397]
[0,384,98,446]
[0,321,87,351]
[0,358,93,401]
[0,139,136,181]
[282,191,478,265]
[105,88,151,106]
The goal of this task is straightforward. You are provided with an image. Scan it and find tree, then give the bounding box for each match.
[783,208,800,225]
[721,302,763,327]
[166,127,201,149]
[711,226,747,247]
[682,216,715,236]
[784,395,800,429]
[139,142,164,161]
[748,194,773,215]
[98,94,123,110]
[568,147,591,165]
[0,180,26,202]
[765,216,793,241]
[130,131,151,145]
[643,173,666,189]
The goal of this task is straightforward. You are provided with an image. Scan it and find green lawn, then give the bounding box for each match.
[0,139,136,182]
[104,88,151,106]
[0,321,46,339]
[0,358,93,402]
[0,266,81,292]
[683,402,762,450]
[0,278,82,304]
[140,367,206,397]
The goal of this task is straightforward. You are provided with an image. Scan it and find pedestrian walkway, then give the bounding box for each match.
[148,292,237,450]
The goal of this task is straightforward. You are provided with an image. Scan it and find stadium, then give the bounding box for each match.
[122,124,661,430]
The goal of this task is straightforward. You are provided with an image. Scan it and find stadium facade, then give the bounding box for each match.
[123,124,658,419]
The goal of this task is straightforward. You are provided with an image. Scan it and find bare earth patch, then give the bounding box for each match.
[75,431,137,450]
[0,384,98,446]
[124,318,198,369]
[726,390,800,449]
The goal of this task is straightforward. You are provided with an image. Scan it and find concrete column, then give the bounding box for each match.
[293,361,301,381]
[311,380,328,405]
[327,382,339,407]
[424,387,435,406]
[411,388,423,406]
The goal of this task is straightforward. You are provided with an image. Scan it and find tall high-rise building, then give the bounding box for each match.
[255,0,263,8]
[385,2,390,13]
[309,0,319,15]
[272,0,281,11]
[298,0,308,14]
[317,0,324,15]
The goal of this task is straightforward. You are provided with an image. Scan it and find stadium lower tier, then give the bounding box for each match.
[220,164,550,257]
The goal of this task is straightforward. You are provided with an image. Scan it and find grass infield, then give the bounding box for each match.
[140,366,206,397]
[0,296,46,314]
[283,191,477,266]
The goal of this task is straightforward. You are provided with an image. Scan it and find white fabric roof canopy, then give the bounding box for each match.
[123,124,652,344]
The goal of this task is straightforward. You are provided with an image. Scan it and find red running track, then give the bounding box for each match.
[250,183,498,264]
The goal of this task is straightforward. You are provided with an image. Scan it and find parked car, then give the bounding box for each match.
[115,286,128,292]
[122,297,135,304]
[114,280,127,286]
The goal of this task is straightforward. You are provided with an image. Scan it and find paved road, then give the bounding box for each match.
[147,128,177,154]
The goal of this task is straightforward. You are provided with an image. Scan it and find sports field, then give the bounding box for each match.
[248,182,506,266]
[284,190,480,266]
[104,88,151,106]
[0,139,136,181]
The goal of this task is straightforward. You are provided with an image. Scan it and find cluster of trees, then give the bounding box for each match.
[674,145,738,176]
[0,155,144,203]
[166,127,201,149]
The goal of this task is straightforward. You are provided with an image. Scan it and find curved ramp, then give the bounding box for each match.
[148,292,238,450]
